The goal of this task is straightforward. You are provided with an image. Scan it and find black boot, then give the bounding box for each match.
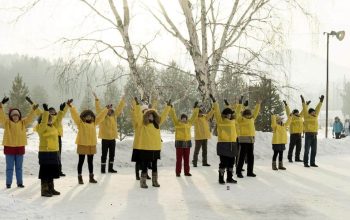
[78,175,84,184]
[152,172,160,187]
[226,169,237,184]
[218,169,225,184]
[41,180,52,197]
[101,164,106,174]
[89,174,98,183]
[48,180,60,195]
[108,162,117,173]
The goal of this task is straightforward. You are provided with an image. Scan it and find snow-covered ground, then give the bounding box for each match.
[0,119,350,220]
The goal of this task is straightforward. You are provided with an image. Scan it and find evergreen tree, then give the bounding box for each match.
[248,77,284,132]
[341,81,350,118]
[9,73,31,115]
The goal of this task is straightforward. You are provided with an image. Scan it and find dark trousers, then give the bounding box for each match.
[335,133,341,139]
[219,156,235,170]
[273,150,283,162]
[192,139,208,164]
[58,136,63,173]
[176,148,190,174]
[101,139,116,167]
[141,160,157,173]
[304,133,317,165]
[78,155,94,174]
[288,133,302,160]
[236,143,254,175]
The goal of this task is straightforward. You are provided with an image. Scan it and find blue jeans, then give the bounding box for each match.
[303,133,317,165]
[6,155,24,186]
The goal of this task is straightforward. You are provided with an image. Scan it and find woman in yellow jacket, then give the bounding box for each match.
[302,95,324,167]
[271,114,291,171]
[210,94,239,184]
[170,102,199,177]
[35,104,62,197]
[68,99,108,184]
[0,96,38,189]
[235,96,261,178]
[131,97,171,189]
[93,92,125,174]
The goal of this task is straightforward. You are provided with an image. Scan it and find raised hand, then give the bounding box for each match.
[167,99,172,107]
[194,101,199,108]
[319,95,325,103]
[32,104,39,110]
[283,100,287,106]
[106,104,113,109]
[244,100,249,107]
[134,97,139,105]
[25,96,34,105]
[67,99,73,107]
[300,95,305,103]
[306,100,311,105]
[60,102,66,111]
[209,94,216,103]
[224,99,229,106]
[1,97,9,104]
[239,96,244,104]
[43,103,49,111]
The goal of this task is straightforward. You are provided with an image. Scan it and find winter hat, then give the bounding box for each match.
[49,107,56,112]
[242,109,252,116]
[222,108,234,116]
[308,108,315,114]
[292,109,299,115]
[9,108,22,121]
[80,110,96,121]
[180,114,188,120]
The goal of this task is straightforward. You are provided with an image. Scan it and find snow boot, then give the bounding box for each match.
[101,164,106,174]
[304,164,310,168]
[272,161,278,170]
[48,180,60,195]
[152,172,160,187]
[295,158,303,162]
[41,180,52,197]
[226,169,237,184]
[78,175,84,184]
[247,173,256,177]
[218,169,225,184]
[192,161,197,167]
[89,174,98,183]
[140,173,148,189]
[108,162,118,173]
[278,161,286,170]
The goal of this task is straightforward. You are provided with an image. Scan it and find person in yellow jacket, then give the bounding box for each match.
[192,105,214,167]
[35,104,61,197]
[271,113,291,171]
[0,96,39,188]
[170,101,199,177]
[302,95,324,167]
[235,96,261,178]
[67,99,108,184]
[47,102,69,176]
[93,92,125,174]
[283,98,307,163]
[210,94,238,184]
[131,97,171,189]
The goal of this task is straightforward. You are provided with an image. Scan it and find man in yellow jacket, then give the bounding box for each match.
[93,92,125,174]
[303,95,324,167]
[271,114,291,170]
[192,106,214,167]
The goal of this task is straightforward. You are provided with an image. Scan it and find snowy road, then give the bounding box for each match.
[1,155,349,220]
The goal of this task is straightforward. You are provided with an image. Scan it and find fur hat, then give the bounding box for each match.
[222,108,234,116]
[242,109,252,116]
[180,114,188,120]
[80,110,96,121]
[9,108,22,121]
[292,109,299,115]
[308,108,315,114]
[143,109,161,125]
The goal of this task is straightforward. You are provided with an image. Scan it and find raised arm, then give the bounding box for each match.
[283,100,291,116]
[24,105,39,126]
[169,107,179,126]
[315,95,324,117]
[159,100,172,126]
[94,92,102,114]
[189,102,199,124]
[69,106,81,125]
[114,97,126,118]
[132,97,142,127]
[95,107,109,125]
[213,102,222,123]
[253,102,261,120]
[0,97,9,124]
[56,102,68,125]
[271,115,277,129]
[205,108,214,121]
[37,105,49,133]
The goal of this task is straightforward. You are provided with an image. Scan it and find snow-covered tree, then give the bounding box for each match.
[9,73,31,115]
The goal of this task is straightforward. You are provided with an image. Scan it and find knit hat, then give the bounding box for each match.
[9,108,22,121]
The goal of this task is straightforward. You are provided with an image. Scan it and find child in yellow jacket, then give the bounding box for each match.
[170,102,199,177]
[0,96,39,188]
[35,104,62,197]
[93,92,125,174]
[271,114,291,171]
[131,97,171,189]
[67,99,108,184]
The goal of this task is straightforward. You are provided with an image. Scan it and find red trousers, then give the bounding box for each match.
[176,148,190,174]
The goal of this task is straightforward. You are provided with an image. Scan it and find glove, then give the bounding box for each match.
[67,99,73,107]
[194,101,199,108]
[283,100,287,106]
[244,100,249,107]
[209,94,216,103]
[25,96,33,105]
[60,102,66,111]
[167,99,172,107]
[1,97,9,104]
[106,104,113,109]
[239,96,244,104]
[224,99,229,106]
[300,95,305,103]
[306,100,311,105]
[43,104,49,111]
[320,95,324,103]
[32,104,39,110]
[134,97,139,105]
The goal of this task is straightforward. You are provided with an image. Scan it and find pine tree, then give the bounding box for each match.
[9,73,31,115]
[248,77,284,132]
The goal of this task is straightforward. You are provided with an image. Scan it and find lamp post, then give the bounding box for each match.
[324,31,345,138]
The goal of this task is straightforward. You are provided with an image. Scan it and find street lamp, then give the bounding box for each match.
[324,30,345,138]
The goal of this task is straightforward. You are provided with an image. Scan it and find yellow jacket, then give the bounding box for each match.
[36,111,59,152]
[193,109,214,140]
[303,102,322,133]
[35,105,68,137]
[271,115,291,144]
[132,103,170,151]
[170,107,199,141]
[95,99,125,140]
[285,105,304,134]
[236,104,260,137]
[0,106,37,147]
[213,103,237,142]
[70,106,108,146]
